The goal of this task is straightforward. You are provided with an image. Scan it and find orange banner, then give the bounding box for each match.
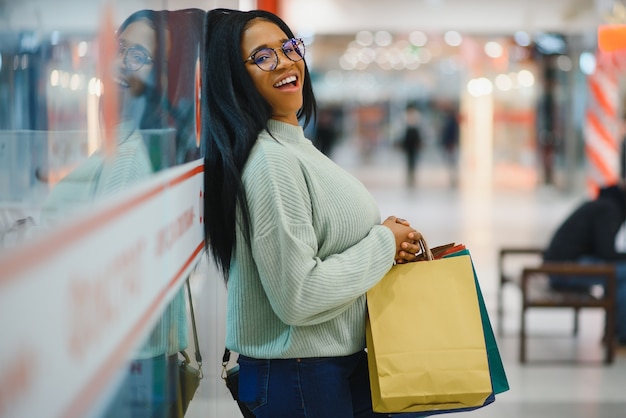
[598,24,626,52]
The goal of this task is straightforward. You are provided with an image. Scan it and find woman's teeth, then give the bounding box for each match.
[115,77,130,88]
[274,75,296,88]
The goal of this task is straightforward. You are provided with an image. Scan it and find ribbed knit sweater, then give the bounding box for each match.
[226,119,396,359]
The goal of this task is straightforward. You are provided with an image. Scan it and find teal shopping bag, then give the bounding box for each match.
[444,248,509,395]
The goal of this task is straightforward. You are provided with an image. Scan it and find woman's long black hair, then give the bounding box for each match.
[202,9,317,280]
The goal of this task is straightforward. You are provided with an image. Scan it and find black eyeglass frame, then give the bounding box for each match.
[119,43,154,72]
[244,38,305,72]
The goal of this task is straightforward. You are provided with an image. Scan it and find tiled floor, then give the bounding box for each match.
[187,142,626,418]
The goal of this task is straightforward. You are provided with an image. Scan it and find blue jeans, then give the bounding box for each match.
[238,350,391,418]
[548,257,609,292]
[549,257,626,343]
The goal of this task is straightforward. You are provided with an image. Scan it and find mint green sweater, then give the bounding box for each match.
[226,120,396,358]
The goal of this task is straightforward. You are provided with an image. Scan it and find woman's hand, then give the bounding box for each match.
[381,216,423,264]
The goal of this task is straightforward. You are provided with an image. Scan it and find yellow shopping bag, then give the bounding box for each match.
[366,251,491,413]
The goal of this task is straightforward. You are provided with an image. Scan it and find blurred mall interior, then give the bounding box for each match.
[1,0,626,417]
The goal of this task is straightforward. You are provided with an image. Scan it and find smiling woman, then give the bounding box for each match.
[114,9,204,167]
[114,10,167,130]
[241,19,306,125]
[44,8,208,417]
[201,8,423,418]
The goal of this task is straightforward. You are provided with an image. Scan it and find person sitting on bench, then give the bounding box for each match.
[543,183,626,344]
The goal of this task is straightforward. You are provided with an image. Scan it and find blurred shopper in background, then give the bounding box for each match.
[543,183,626,345]
[439,101,460,188]
[201,8,423,417]
[536,66,561,186]
[399,103,423,188]
[313,106,339,157]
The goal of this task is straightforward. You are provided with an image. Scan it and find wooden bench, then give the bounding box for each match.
[498,248,617,364]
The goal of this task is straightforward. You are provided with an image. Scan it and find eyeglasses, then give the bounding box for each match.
[244,38,305,72]
[118,43,154,72]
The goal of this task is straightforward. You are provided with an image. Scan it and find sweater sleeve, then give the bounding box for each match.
[242,143,396,327]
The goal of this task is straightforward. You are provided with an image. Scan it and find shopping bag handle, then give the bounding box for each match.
[418,237,434,261]
[429,242,456,258]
